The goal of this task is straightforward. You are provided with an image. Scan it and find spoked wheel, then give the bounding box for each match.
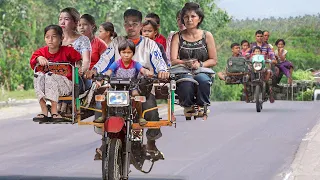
[255,85,262,112]
[102,138,123,180]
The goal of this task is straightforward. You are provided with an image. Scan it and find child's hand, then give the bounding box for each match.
[78,69,83,76]
[84,69,97,79]
[37,56,49,66]
[145,69,154,77]
[279,48,284,53]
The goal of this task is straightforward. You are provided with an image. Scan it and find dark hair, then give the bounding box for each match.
[263,30,269,34]
[123,9,142,22]
[253,46,262,52]
[146,13,160,25]
[241,40,249,46]
[181,2,204,27]
[275,39,286,46]
[255,30,263,35]
[44,25,63,38]
[230,43,240,49]
[142,20,158,31]
[60,7,80,24]
[80,14,97,34]
[176,10,182,19]
[100,22,117,38]
[118,39,136,55]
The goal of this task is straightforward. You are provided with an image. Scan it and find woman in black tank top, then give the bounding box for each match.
[170,2,218,116]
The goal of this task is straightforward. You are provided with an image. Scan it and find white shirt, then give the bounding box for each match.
[94,36,167,74]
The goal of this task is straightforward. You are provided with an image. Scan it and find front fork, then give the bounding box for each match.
[123,120,131,179]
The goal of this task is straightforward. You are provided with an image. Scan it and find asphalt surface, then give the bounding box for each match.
[0,101,319,180]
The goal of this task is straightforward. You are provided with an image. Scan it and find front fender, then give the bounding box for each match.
[104,116,125,133]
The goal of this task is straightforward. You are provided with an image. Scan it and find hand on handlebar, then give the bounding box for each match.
[37,56,49,66]
[157,71,170,79]
[84,69,97,79]
[145,69,154,78]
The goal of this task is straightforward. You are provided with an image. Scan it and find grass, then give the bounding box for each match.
[0,89,36,101]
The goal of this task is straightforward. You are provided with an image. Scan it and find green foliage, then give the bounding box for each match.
[292,70,314,80]
[0,0,229,91]
[0,89,36,101]
[1,0,319,101]
[211,80,243,101]
[296,87,314,101]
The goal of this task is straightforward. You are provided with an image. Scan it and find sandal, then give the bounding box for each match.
[93,116,106,123]
[33,114,49,122]
[198,107,211,117]
[51,114,65,122]
[94,148,102,160]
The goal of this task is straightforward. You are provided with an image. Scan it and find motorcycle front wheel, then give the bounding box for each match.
[255,85,262,112]
[102,138,123,180]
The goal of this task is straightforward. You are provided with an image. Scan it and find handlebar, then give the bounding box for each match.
[92,74,110,82]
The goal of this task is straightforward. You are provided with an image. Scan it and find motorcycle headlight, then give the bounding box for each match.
[107,91,129,107]
[253,62,262,71]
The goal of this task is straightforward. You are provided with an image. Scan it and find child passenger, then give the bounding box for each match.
[241,40,250,58]
[141,20,168,64]
[30,25,82,122]
[94,39,153,123]
[274,39,293,85]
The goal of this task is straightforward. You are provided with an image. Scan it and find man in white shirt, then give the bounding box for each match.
[86,9,169,158]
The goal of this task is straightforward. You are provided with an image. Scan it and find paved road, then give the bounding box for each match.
[0,101,319,180]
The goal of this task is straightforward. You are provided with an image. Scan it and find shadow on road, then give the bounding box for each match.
[0,175,185,180]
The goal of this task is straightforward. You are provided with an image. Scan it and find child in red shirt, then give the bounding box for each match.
[141,20,168,64]
[145,13,167,50]
[30,25,81,122]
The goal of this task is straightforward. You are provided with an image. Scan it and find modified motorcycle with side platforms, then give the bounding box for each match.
[224,55,273,112]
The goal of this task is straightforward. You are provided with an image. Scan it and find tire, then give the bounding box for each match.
[102,138,123,180]
[255,85,262,112]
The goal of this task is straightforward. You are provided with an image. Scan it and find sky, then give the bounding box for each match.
[217,0,320,20]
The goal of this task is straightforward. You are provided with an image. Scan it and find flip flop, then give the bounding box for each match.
[33,114,49,122]
[94,148,102,160]
[51,114,65,122]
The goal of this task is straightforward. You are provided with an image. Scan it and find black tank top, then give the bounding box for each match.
[178,31,209,62]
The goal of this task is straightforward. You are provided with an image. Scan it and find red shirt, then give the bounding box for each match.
[30,46,82,80]
[155,34,167,51]
[90,37,107,69]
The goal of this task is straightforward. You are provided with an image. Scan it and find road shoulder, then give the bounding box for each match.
[283,118,320,180]
[0,101,40,120]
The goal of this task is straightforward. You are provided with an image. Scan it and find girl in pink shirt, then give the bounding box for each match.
[241,40,250,58]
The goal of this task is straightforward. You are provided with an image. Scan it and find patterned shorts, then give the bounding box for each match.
[33,72,73,102]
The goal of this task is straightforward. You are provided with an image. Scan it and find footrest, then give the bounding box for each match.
[39,120,73,124]
[132,120,173,129]
[58,96,73,101]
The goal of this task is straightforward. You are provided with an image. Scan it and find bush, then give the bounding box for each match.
[296,87,314,101]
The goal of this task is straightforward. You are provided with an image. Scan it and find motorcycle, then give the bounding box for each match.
[94,75,175,180]
[244,55,272,112]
